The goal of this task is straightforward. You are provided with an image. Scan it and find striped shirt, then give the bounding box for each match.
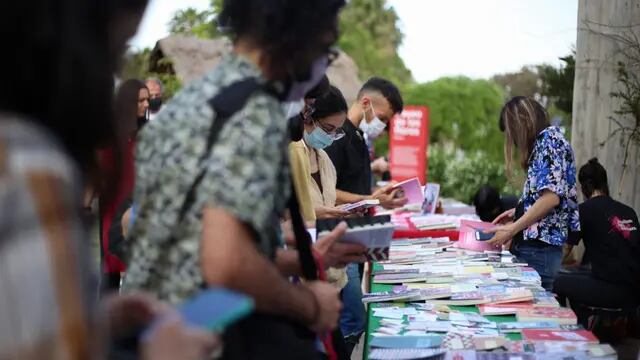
[0,116,98,360]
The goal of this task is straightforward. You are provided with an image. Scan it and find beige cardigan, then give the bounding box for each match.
[303,142,348,290]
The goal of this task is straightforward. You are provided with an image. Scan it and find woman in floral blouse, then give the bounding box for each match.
[487,96,580,290]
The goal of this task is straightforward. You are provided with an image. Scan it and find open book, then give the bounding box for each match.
[337,199,380,212]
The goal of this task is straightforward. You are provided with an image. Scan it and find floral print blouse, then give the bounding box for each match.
[521,126,580,245]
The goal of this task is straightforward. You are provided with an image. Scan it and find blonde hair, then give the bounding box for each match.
[499,96,550,177]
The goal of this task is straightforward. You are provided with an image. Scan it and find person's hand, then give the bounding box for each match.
[314,222,367,268]
[492,208,516,225]
[372,184,408,209]
[103,292,170,337]
[371,157,389,174]
[304,281,342,333]
[141,313,220,360]
[315,205,351,219]
[485,223,517,247]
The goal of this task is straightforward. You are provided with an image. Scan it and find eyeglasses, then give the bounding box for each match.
[315,119,345,141]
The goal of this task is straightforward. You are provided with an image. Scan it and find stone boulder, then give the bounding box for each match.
[150,35,362,103]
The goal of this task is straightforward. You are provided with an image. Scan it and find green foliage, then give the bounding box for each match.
[119,49,182,100]
[428,145,521,204]
[168,0,223,38]
[167,0,412,85]
[337,0,412,84]
[539,54,575,115]
[403,77,505,163]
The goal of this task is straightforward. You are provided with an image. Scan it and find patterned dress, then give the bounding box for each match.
[122,53,291,304]
[521,126,580,245]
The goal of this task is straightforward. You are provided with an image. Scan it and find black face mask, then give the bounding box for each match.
[148,97,162,112]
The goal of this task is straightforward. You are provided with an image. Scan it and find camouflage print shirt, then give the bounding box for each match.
[122,53,291,304]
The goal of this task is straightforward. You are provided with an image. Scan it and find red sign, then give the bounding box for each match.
[389,106,429,184]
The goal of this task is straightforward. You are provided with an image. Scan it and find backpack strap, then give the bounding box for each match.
[176,78,262,223]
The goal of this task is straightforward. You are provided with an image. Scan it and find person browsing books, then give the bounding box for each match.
[554,158,639,313]
[325,77,408,209]
[486,96,580,291]
[288,75,337,222]
[122,0,368,358]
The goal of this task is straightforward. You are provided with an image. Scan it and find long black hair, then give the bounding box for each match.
[115,79,149,140]
[579,158,610,199]
[308,85,348,122]
[0,0,148,177]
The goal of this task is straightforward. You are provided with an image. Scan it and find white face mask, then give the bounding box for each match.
[359,102,386,140]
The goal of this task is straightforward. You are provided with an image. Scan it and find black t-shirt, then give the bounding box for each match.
[325,119,372,196]
[500,195,519,212]
[578,196,640,292]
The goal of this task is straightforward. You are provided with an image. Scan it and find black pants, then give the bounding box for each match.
[554,269,639,310]
[221,314,350,360]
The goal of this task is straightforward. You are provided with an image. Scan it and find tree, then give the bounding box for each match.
[337,0,412,85]
[403,76,505,163]
[168,0,223,38]
[539,53,575,115]
[166,0,413,86]
[491,66,542,99]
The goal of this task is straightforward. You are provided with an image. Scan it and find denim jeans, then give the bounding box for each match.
[512,242,563,291]
[339,263,367,338]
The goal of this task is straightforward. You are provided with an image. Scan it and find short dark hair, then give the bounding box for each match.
[473,185,501,222]
[218,0,344,82]
[579,157,610,199]
[310,85,348,121]
[357,77,404,114]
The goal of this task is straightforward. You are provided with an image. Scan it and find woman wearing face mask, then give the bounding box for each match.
[299,86,352,220]
[300,85,352,292]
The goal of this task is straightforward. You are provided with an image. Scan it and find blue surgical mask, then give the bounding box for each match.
[304,126,334,149]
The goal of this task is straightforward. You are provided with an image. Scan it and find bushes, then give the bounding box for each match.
[428,145,521,204]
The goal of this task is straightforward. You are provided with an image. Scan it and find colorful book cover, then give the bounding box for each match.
[451,291,485,300]
[472,336,508,350]
[442,332,474,350]
[478,303,534,316]
[422,182,440,214]
[522,329,599,343]
[369,348,446,360]
[516,307,577,325]
[498,321,560,333]
[456,220,502,252]
[392,177,424,205]
[369,335,445,349]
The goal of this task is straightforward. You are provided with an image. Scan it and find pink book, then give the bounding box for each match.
[522,329,598,343]
[456,220,501,252]
[392,177,424,205]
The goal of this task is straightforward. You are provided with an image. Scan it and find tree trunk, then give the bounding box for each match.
[572,0,640,212]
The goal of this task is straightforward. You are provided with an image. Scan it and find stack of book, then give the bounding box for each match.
[364,237,615,360]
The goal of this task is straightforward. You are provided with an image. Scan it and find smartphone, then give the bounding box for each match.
[475,231,494,241]
[178,288,254,331]
[143,288,254,341]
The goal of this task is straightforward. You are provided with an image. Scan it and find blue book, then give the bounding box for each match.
[370,335,444,349]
